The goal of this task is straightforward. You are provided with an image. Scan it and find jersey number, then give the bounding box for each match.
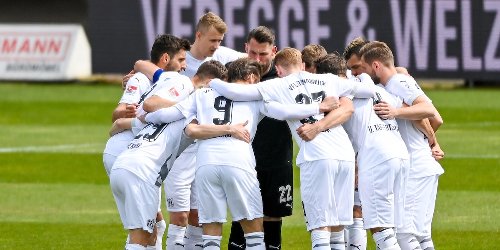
[134,123,168,142]
[279,184,292,203]
[213,96,233,125]
[294,91,325,124]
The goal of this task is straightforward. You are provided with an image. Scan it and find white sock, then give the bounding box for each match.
[202,235,222,250]
[156,220,167,250]
[346,218,367,250]
[167,224,186,250]
[244,232,265,250]
[146,246,156,250]
[185,225,203,250]
[416,235,434,250]
[125,243,146,250]
[396,233,422,250]
[311,230,330,250]
[330,230,346,250]
[373,228,400,250]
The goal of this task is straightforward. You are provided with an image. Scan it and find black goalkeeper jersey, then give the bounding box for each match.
[252,62,293,169]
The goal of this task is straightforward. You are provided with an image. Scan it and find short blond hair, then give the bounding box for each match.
[275,47,302,68]
[196,12,227,34]
[302,44,327,68]
[359,41,394,67]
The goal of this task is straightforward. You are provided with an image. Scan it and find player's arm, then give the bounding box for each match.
[143,95,177,112]
[184,119,251,143]
[209,78,263,101]
[144,94,196,124]
[111,103,138,122]
[134,60,162,82]
[262,96,339,120]
[109,117,134,136]
[350,73,376,98]
[297,97,354,141]
[374,95,436,120]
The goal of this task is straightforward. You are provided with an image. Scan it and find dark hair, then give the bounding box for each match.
[246,26,275,45]
[195,60,228,80]
[315,52,347,77]
[343,37,369,61]
[227,58,262,82]
[150,34,191,64]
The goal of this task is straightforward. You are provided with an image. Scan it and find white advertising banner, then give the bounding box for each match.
[0,24,91,81]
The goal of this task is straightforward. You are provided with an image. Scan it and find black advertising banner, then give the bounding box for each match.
[87,0,500,80]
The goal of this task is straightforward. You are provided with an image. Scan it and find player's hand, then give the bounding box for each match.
[122,70,135,89]
[319,96,340,113]
[374,101,397,120]
[125,103,139,118]
[230,120,250,143]
[296,123,321,141]
[431,143,445,161]
[138,113,147,123]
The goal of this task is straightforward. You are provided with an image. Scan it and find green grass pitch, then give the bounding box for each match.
[0,82,498,249]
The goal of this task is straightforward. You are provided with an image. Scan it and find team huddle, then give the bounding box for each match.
[103,12,444,250]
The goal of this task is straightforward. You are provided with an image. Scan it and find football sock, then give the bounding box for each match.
[125,243,146,250]
[263,220,282,249]
[202,235,222,250]
[167,224,186,249]
[185,224,203,250]
[416,235,435,250]
[244,232,266,250]
[373,228,400,250]
[156,219,166,250]
[396,233,421,250]
[330,230,346,250]
[311,230,331,250]
[228,221,246,249]
[346,218,367,250]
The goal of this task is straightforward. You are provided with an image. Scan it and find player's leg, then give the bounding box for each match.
[165,151,197,250]
[223,167,265,250]
[196,165,227,250]
[185,185,203,250]
[415,175,439,250]
[396,173,439,250]
[264,163,293,250]
[359,158,405,250]
[345,162,367,250]
[300,160,348,250]
[110,168,159,249]
[345,203,366,250]
[330,159,356,250]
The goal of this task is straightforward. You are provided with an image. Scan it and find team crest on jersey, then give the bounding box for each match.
[126,85,138,93]
[169,87,179,97]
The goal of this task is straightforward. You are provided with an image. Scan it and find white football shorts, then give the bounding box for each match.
[196,165,263,224]
[110,168,160,233]
[299,159,355,231]
[165,149,198,212]
[397,174,439,236]
[358,158,409,229]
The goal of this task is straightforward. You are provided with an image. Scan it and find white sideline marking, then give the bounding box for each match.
[446,154,500,159]
[0,144,101,153]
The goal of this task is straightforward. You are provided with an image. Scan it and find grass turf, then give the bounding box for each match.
[0,83,499,249]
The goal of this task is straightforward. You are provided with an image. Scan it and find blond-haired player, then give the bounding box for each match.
[359,41,444,250]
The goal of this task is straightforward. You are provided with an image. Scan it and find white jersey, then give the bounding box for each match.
[103,72,152,157]
[257,71,358,165]
[136,71,194,117]
[182,46,244,78]
[383,74,444,177]
[112,119,187,187]
[343,85,409,168]
[175,88,265,174]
